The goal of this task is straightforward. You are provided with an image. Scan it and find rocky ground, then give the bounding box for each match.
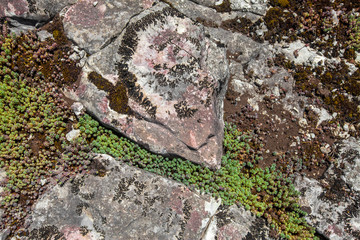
[0,0,360,239]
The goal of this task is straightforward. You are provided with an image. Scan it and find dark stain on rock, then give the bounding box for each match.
[116,7,189,119]
[215,204,234,229]
[177,199,192,240]
[174,101,198,119]
[89,156,107,177]
[28,225,65,240]
[80,226,90,236]
[88,71,132,115]
[76,202,90,216]
[220,17,253,35]
[71,177,84,195]
[113,177,135,203]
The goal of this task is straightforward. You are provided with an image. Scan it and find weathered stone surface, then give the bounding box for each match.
[294,160,360,240]
[0,0,30,18]
[65,3,229,168]
[339,138,360,192]
[62,0,158,54]
[0,0,75,19]
[164,0,263,27]
[202,205,273,240]
[24,154,222,239]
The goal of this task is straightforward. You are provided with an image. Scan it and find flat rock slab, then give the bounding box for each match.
[65,2,229,168]
[62,0,158,54]
[25,154,221,240]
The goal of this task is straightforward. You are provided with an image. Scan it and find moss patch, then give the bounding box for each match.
[88,71,132,115]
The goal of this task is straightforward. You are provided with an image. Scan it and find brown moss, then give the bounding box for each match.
[220,17,252,34]
[88,71,132,115]
[88,71,113,91]
[270,0,289,8]
[344,48,356,60]
[214,0,231,12]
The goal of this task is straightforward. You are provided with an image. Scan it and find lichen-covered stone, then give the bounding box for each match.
[24,154,221,240]
[62,0,159,54]
[202,205,274,240]
[65,3,229,168]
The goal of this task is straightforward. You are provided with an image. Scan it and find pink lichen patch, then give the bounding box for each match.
[0,0,28,18]
[326,224,344,237]
[168,187,193,215]
[64,0,106,28]
[75,83,88,98]
[61,226,93,240]
[141,0,155,9]
[217,224,243,240]
[97,96,109,114]
[102,117,111,124]
[186,210,203,233]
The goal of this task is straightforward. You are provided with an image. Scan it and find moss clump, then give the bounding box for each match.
[214,0,232,13]
[76,114,318,239]
[88,71,132,114]
[270,0,290,8]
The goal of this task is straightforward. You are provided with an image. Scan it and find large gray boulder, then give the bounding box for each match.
[65,2,229,169]
[24,154,272,240]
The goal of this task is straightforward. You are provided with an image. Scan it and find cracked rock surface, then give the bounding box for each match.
[23,154,268,240]
[64,1,229,169]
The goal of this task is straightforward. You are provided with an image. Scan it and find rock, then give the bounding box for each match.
[71,102,85,117]
[298,118,308,128]
[65,3,229,168]
[230,0,269,15]
[294,175,351,240]
[0,228,10,240]
[338,138,360,192]
[36,30,53,41]
[24,154,222,239]
[0,0,75,35]
[65,129,81,142]
[277,40,328,67]
[62,0,158,54]
[294,152,360,240]
[202,204,274,239]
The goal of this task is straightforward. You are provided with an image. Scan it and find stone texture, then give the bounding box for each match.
[62,0,159,54]
[202,205,273,240]
[65,2,229,169]
[24,154,222,240]
[339,138,360,192]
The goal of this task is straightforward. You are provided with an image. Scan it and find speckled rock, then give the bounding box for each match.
[24,154,222,240]
[61,0,158,54]
[294,171,360,240]
[65,3,229,169]
[0,0,76,19]
[202,205,274,240]
[0,0,76,35]
[338,138,360,192]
